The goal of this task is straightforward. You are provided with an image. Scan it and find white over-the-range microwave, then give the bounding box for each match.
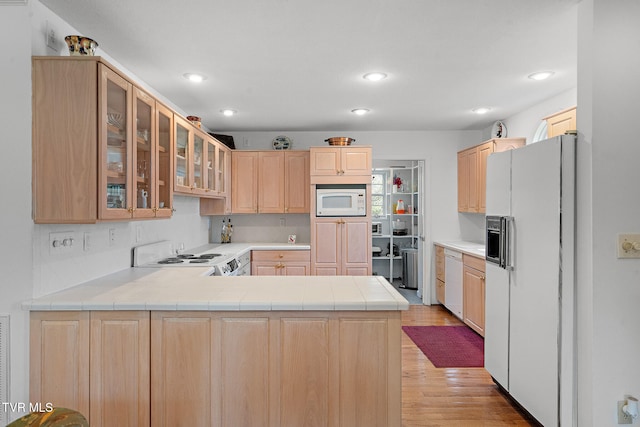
[316,186,366,217]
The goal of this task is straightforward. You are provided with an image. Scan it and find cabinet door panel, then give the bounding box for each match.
[155,103,173,217]
[99,64,134,220]
[313,220,341,265]
[30,312,90,418]
[343,220,371,267]
[151,313,213,426]
[478,143,492,213]
[310,149,340,176]
[258,152,285,213]
[285,151,310,213]
[341,147,371,175]
[339,319,389,427]
[463,266,485,336]
[280,318,329,427]
[218,318,269,427]
[90,312,150,427]
[231,152,258,213]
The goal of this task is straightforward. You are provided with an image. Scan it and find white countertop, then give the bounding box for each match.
[189,242,312,258]
[433,240,486,258]
[23,256,408,312]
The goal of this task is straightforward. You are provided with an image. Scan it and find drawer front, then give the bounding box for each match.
[463,253,485,272]
[252,250,311,262]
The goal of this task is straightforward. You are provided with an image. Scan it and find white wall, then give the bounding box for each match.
[0,5,34,423]
[577,1,640,425]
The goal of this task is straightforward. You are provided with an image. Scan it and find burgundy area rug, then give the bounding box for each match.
[402,325,484,368]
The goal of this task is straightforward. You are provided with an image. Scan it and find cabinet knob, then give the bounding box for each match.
[279,254,284,258]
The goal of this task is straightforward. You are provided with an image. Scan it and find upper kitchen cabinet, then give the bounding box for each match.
[310,146,372,184]
[284,151,310,213]
[174,117,231,199]
[231,150,310,214]
[457,138,525,213]
[32,57,172,223]
[544,106,577,138]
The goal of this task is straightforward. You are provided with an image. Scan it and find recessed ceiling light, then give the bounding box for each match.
[528,71,555,81]
[472,107,491,115]
[363,72,387,82]
[221,109,236,117]
[183,73,207,83]
[351,108,370,115]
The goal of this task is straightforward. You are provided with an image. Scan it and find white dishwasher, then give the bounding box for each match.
[444,249,463,319]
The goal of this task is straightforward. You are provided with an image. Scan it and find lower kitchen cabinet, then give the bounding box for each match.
[31,310,401,427]
[463,254,486,336]
[30,311,149,426]
[311,217,371,275]
[251,250,311,275]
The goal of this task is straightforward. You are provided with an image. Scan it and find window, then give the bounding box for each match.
[371,171,387,218]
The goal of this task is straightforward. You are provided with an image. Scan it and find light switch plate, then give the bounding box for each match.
[617,234,640,259]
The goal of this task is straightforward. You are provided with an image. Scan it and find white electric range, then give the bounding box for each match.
[132,241,250,276]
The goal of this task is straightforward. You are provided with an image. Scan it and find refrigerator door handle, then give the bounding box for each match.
[499,216,507,269]
[505,216,515,271]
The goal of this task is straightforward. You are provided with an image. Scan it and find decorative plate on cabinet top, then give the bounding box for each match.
[272,135,292,150]
[490,120,507,138]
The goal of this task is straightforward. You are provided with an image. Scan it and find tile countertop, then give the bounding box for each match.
[433,241,486,258]
[23,264,409,312]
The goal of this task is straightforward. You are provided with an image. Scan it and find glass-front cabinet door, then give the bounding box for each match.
[133,87,155,218]
[156,103,173,217]
[218,145,228,196]
[175,116,192,192]
[206,139,217,194]
[193,132,205,191]
[99,64,133,220]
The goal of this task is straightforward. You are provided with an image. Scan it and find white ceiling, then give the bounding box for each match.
[41,0,579,132]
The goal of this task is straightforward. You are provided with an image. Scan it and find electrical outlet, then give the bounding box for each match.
[109,228,116,246]
[618,401,633,424]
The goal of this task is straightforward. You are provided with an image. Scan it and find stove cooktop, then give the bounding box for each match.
[133,241,229,268]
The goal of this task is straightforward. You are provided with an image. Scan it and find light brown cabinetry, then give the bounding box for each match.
[457,138,525,213]
[310,146,372,184]
[174,116,231,199]
[311,217,371,275]
[32,310,402,427]
[30,311,149,426]
[252,250,311,275]
[231,151,310,214]
[544,106,577,138]
[435,245,445,304]
[32,57,174,223]
[463,254,486,336]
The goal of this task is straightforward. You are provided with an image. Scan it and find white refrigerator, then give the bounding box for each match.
[484,135,576,427]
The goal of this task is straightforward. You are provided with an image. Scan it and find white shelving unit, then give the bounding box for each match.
[371,160,424,292]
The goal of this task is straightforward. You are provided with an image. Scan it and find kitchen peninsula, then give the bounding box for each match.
[25,269,408,427]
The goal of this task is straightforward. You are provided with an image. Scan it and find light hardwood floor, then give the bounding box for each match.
[401,305,538,427]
